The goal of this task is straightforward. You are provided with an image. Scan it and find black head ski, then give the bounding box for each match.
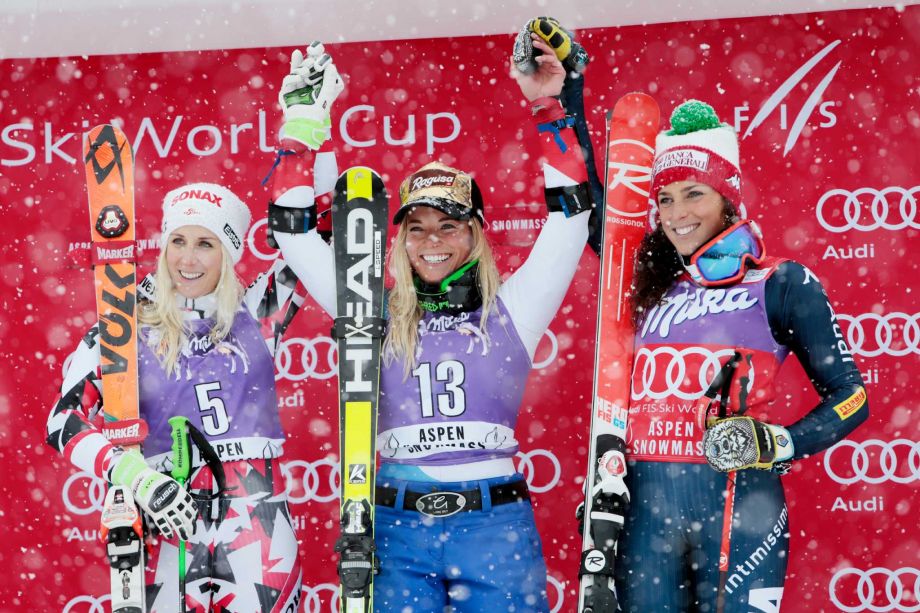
[331,167,389,612]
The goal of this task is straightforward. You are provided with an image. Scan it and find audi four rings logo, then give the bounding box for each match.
[632,346,738,401]
[515,449,562,493]
[62,471,106,515]
[275,336,338,382]
[547,574,565,613]
[823,439,920,485]
[247,217,278,261]
[837,312,920,358]
[532,329,559,371]
[281,459,340,504]
[282,449,562,505]
[63,595,110,613]
[56,452,562,513]
[829,566,920,612]
[295,579,567,613]
[300,582,339,613]
[816,186,920,233]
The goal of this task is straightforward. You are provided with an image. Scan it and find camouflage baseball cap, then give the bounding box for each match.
[392,161,485,225]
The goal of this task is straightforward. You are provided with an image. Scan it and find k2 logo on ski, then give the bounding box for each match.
[348,463,367,484]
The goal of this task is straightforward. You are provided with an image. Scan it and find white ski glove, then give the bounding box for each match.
[703,416,794,474]
[279,41,345,150]
[110,449,197,540]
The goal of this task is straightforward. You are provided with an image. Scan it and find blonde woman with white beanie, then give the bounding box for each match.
[46,43,344,612]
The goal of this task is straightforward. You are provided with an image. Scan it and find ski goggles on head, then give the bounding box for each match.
[686,220,766,287]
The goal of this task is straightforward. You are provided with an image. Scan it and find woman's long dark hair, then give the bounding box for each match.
[630,199,737,328]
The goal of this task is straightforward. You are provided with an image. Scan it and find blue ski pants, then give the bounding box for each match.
[615,461,789,613]
[373,475,550,613]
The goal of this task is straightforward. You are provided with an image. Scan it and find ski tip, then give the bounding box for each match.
[616,91,658,106]
[610,92,661,131]
[84,124,132,165]
[85,123,128,143]
[335,166,388,203]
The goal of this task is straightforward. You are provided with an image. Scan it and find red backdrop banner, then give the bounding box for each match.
[1,6,917,612]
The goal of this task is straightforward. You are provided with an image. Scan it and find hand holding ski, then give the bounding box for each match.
[110,449,196,540]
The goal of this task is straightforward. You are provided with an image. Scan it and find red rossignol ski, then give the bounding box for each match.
[578,93,660,612]
[84,124,148,613]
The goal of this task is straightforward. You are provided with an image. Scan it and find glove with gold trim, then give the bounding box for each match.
[702,416,794,474]
[512,16,589,76]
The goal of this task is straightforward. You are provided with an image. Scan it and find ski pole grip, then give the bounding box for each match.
[168,416,192,485]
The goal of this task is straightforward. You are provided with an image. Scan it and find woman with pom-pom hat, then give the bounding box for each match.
[614,100,869,611]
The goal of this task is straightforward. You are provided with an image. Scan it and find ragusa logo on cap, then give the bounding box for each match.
[170,189,224,207]
[411,171,456,192]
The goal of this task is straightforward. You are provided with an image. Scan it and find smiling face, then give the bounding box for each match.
[657,181,729,256]
[404,205,474,285]
[165,225,224,298]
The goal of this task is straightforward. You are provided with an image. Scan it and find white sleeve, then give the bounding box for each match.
[498,211,589,361]
[274,230,337,318]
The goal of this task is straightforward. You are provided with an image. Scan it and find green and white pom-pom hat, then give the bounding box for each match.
[650,100,742,223]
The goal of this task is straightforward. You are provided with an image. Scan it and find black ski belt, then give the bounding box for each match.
[376,480,529,516]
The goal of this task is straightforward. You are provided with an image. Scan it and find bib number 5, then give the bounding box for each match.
[194,381,230,435]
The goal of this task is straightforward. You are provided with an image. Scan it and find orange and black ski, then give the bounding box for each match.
[84,124,147,613]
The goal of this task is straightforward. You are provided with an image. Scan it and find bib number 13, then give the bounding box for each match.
[194,381,230,435]
[412,360,466,418]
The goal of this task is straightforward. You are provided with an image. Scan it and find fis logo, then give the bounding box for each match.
[734,40,842,155]
[348,464,367,484]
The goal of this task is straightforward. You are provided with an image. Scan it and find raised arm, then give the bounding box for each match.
[499,34,592,359]
[262,42,342,319]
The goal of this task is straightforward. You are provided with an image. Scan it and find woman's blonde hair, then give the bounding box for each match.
[384,218,501,376]
[139,243,244,375]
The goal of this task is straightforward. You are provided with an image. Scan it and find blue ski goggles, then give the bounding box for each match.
[686,220,766,286]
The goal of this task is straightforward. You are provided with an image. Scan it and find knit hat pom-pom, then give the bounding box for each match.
[667,100,722,136]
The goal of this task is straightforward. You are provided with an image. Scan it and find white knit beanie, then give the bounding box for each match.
[650,100,742,208]
[160,183,252,263]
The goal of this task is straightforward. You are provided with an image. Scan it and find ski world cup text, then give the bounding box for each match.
[1,105,461,167]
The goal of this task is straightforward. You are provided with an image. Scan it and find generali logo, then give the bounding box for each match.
[734,40,842,155]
